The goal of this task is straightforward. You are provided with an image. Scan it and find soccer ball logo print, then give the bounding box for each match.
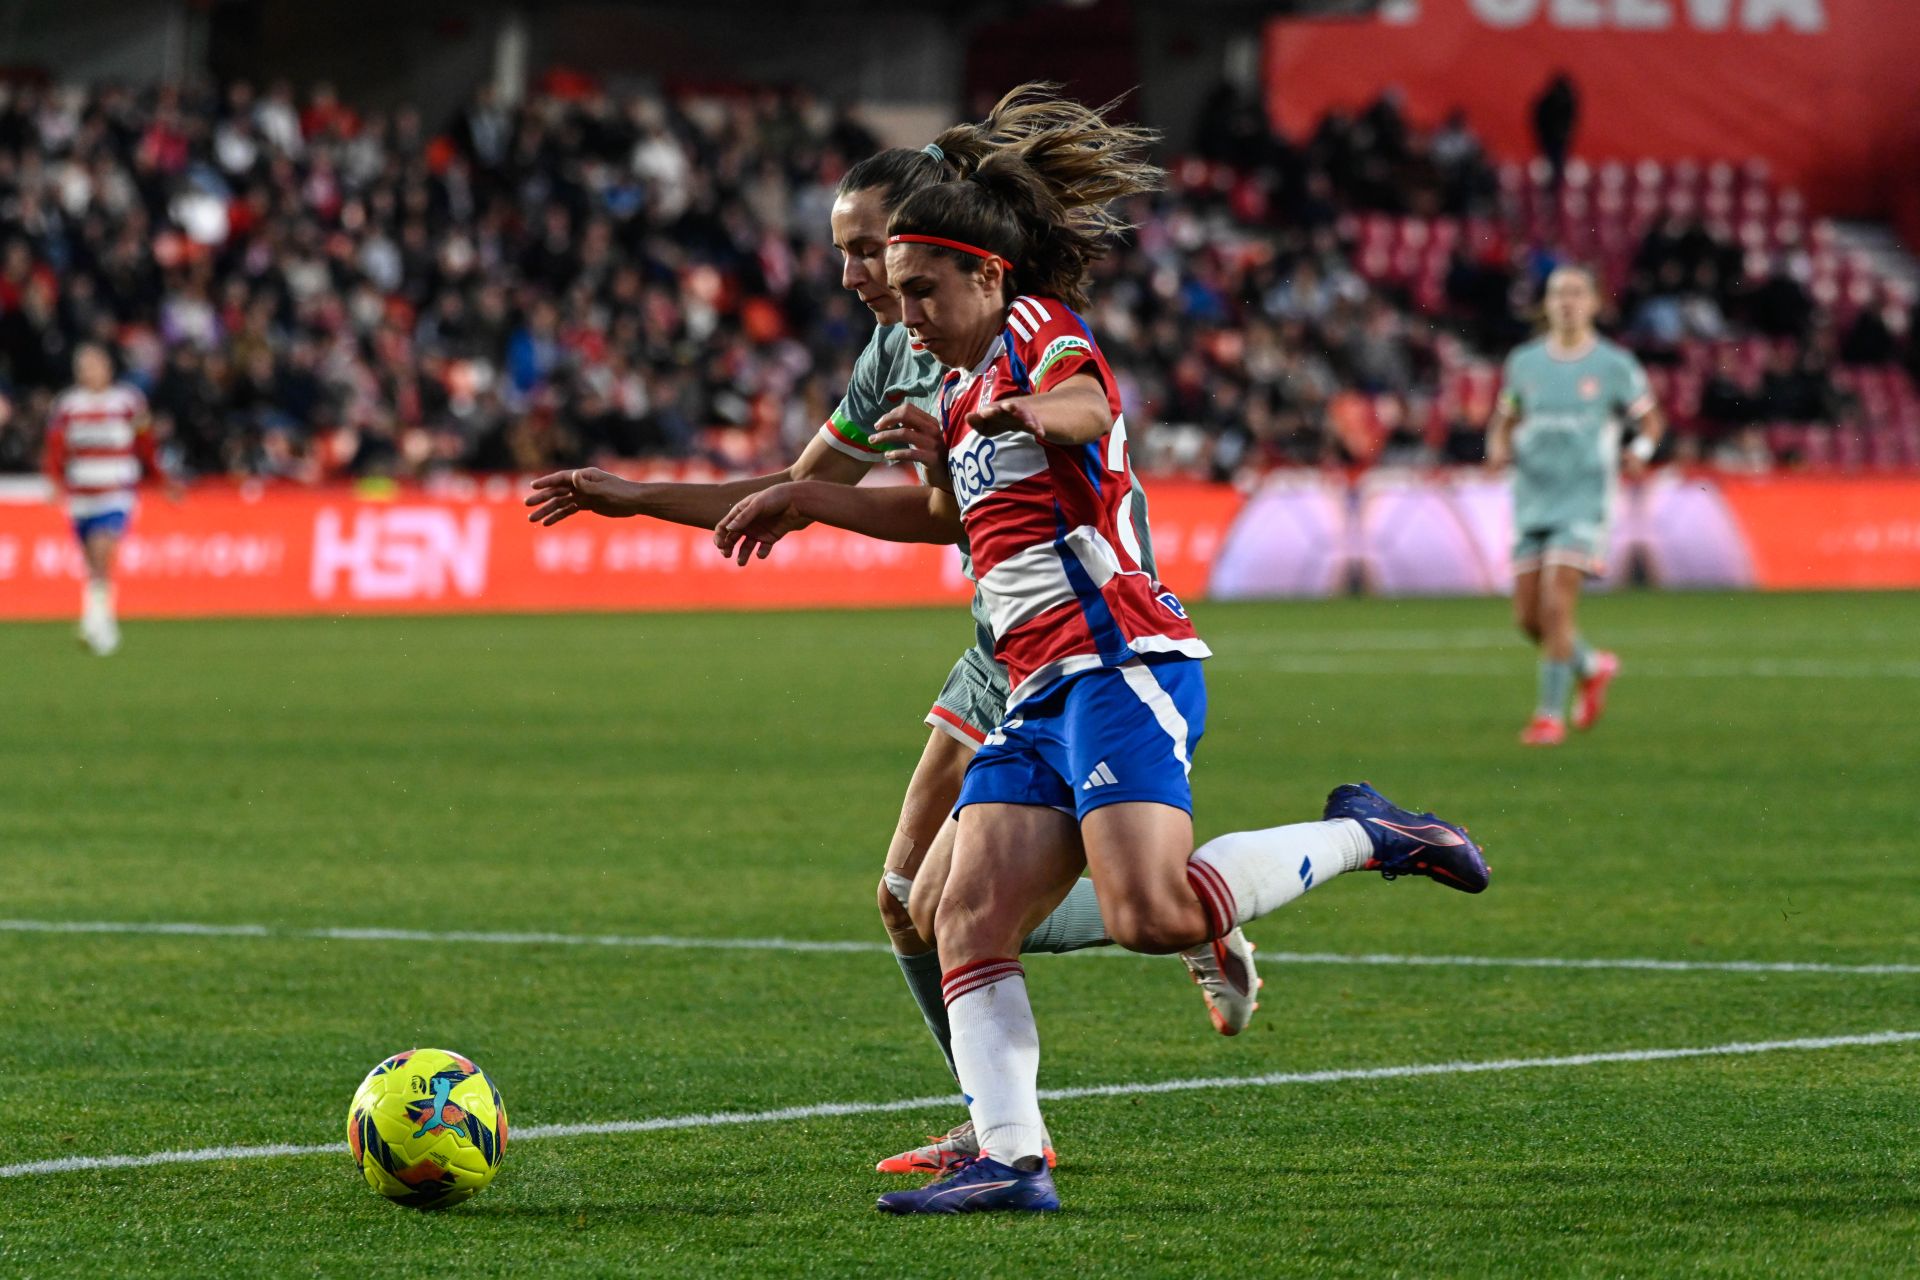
[346,1048,507,1209]
[408,1073,469,1138]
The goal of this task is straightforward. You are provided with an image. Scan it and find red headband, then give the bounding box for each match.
[887,233,1013,272]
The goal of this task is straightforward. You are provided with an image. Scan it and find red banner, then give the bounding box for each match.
[1715,475,1920,588]
[2,474,1916,619]
[0,481,1243,620]
[1265,0,1920,219]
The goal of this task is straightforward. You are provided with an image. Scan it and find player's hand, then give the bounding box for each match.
[966,395,1047,442]
[867,404,947,469]
[1622,453,1650,480]
[715,483,808,566]
[524,467,639,525]
[1484,436,1510,470]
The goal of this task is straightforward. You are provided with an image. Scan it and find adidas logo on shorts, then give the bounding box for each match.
[1081,761,1118,790]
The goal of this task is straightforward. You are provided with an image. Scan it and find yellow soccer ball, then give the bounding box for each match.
[346,1048,507,1209]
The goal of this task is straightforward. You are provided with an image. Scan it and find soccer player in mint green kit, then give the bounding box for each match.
[1487,265,1665,746]
[525,89,1259,1177]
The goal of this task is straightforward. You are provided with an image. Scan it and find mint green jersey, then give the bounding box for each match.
[816,322,1158,663]
[1498,336,1655,533]
[818,324,949,463]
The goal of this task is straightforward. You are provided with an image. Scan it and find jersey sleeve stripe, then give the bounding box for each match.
[1006,309,1035,341]
[1627,393,1657,418]
[821,420,887,460]
[823,411,885,454]
[1019,297,1051,324]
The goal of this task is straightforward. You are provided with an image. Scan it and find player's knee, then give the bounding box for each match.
[877,876,931,953]
[876,875,909,927]
[1101,899,1196,956]
[933,885,1011,956]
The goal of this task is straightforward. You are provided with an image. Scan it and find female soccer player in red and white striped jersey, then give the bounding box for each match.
[42,344,167,655]
[528,89,1262,1178]
[718,141,1492,1215]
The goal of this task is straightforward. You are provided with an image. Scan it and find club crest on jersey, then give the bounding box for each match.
[1579,376,1600,400]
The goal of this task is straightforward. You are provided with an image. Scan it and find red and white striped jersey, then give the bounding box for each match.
[43,384,156,517]
[939,295,1208,708]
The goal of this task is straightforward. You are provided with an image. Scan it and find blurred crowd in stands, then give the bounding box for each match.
[0,75,1916,485]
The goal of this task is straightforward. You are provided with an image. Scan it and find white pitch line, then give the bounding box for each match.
[3,918,1917,976]
[1225,626,1919,654]
[4,1029,1916,1180]
[0,919,881,954]
[1223,655,1920,680]
[1252,950,1920,977]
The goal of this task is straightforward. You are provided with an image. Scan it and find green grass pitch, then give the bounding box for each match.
[2,591,1917,1277]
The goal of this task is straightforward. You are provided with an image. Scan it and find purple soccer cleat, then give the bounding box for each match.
[875,1154,1061,1215]
[1324,782,1490,894]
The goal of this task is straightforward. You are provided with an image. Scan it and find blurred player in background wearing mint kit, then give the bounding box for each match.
[525,88,1261,1179]
[1486,266,1664,746]
[41,342,172,656]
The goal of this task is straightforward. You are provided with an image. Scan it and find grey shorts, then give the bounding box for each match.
[924,646,1010,749]
[1512,522,1610,577]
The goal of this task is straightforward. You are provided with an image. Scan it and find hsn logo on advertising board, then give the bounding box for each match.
[310,507,492,601]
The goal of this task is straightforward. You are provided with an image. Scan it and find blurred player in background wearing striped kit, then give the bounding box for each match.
[41,343,166,656]
[1486,266,1665,746]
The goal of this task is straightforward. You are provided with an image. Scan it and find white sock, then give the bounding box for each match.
[941,958,1046,1166]
[1186,819,1372,935]
[83,580,112,632]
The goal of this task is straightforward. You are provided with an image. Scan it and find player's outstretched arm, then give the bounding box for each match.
[525,435,870,529]
[715,481,961,565]
[965,373,1111,446]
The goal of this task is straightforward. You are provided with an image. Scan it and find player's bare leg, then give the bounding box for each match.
[879,730,968,959]
[875,803,1081,1212]
[80,530,120,656]
[882,785,1487,1214]
[914,806,1260,1039]
[880,750,1265,1177]
[1513,566,1545,648]
[1515,564,1560,744]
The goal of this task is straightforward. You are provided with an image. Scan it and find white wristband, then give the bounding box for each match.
[1628,435,1657,463]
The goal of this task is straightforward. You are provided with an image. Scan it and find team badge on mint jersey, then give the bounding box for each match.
[1580,376,1600,399]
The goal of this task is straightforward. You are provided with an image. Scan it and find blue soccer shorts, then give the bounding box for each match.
[72,508,130,542]
[955,654,1208,821]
